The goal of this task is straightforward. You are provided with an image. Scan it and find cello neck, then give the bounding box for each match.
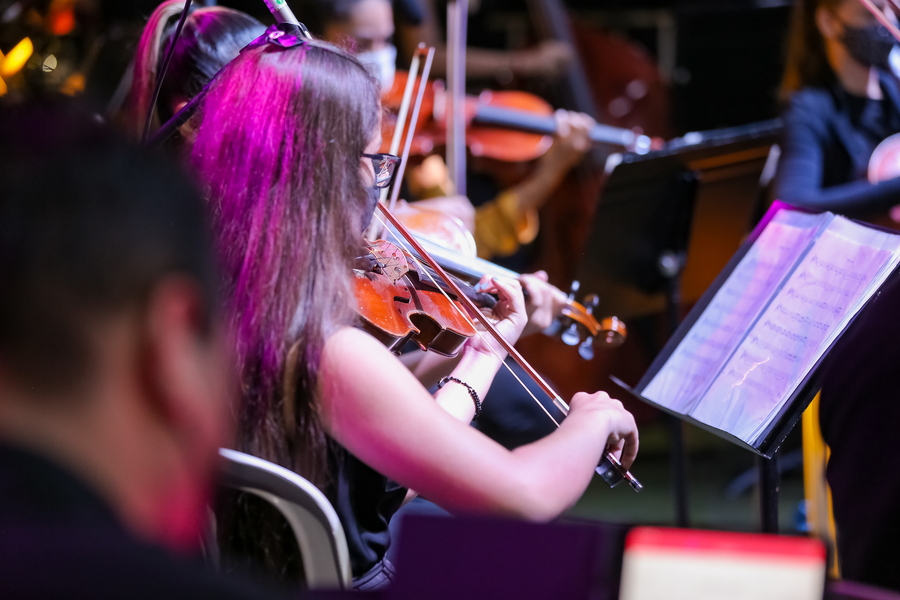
[525,0,600,121]
[472,104,649,151]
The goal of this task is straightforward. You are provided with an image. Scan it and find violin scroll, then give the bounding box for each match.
[551,280,627,358]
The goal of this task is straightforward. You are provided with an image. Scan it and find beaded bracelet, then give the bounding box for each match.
[436,376,483,420]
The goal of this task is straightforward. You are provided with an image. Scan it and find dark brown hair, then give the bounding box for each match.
[781,0,846,101]
[0,101,218,396]
[124,0,265,138]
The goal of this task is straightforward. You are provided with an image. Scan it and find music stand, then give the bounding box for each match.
[575,119,781,528]
[609,202,900,534]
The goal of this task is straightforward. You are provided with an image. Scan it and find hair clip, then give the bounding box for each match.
[244,23,312,52]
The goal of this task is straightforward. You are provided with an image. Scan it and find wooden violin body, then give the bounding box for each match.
[866,133,900,228]
[354,269,476,357]
[404,235,627,354]
[869,133,900,185]
[353,240,498,357]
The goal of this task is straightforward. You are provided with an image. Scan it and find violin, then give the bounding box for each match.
[353,239,495,357]
[392,198,477,256]
[380,71,662,162]
[862,134,900,227]
[373,199,642,492]
[869,132,900,185]
[398,231,628,356]
[354,237,626,359]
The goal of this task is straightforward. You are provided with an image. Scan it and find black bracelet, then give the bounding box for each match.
[436,376,482,420]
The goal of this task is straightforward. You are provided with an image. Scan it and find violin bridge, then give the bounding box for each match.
[367,239,411,283]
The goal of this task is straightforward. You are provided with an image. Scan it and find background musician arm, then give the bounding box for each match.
[775,89,900,213]
[474,110,594,258]
[397,0,572,81]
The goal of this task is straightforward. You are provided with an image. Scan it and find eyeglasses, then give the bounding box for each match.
[363,153,401,189]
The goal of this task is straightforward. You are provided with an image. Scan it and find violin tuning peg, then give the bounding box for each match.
[578,337,595,361]
[543,319,562,337]
[584,294,600,314]
[567,279,581,300]
[561,323,580,346]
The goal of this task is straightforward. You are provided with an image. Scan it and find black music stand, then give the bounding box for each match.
[575,120,782,528]
[609,203,900,534]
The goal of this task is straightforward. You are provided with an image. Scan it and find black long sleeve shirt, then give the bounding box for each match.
[774,71,900,215]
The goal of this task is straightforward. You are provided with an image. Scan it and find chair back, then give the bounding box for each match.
[217,448,351,589]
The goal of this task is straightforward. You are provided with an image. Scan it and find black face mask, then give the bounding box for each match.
[842,21,897,70]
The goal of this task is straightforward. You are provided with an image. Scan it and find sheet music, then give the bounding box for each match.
[641,210,824,413]
[691,217,900,443]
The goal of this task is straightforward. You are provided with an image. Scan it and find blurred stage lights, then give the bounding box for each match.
[0,37,33,78]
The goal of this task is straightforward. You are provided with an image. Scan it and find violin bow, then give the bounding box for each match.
[857,0,900,44]
[375,45,642,493]
[368,45,430,241]
[446,0,467,197]
[376,200,641,491]
[388,46,435,213]
[384,47,426,211]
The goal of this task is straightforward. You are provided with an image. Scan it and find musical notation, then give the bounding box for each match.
[642,215,818,413]
[640,208,900,445]
[692,225,895,442]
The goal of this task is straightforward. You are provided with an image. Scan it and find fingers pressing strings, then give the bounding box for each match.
[369,208,561,427]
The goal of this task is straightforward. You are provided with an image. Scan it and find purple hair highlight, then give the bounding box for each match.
[190,41,380,482]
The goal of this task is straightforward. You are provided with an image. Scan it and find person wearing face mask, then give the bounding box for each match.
[776,1,900,592]
[300,0,595,264]
[774,0,900,216]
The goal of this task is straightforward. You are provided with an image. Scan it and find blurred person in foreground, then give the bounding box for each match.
[0,101,287,599]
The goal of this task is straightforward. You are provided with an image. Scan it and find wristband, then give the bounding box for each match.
[436,376,482,420]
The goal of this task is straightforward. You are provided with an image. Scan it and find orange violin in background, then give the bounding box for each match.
[380,71,661,162]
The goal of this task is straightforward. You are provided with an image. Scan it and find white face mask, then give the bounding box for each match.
[356,44,397,93]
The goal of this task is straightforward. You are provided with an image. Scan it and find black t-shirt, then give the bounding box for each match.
[0,443,290,599]
[324,448,407,579]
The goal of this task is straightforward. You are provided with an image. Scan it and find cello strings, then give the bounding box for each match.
[369,208,562,428]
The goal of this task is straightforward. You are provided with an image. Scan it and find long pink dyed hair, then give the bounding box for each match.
[191,40,380,486]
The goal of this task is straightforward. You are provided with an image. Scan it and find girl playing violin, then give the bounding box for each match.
[189,31,638,589]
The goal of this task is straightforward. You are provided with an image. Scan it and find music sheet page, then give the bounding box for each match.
[641,210,824,413]
[691,216,900,443]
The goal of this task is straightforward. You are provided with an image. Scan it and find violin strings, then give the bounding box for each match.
[370,209,562,428]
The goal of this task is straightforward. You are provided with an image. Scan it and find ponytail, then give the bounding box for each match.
[124,0,188,139]
[122,1,265,140]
